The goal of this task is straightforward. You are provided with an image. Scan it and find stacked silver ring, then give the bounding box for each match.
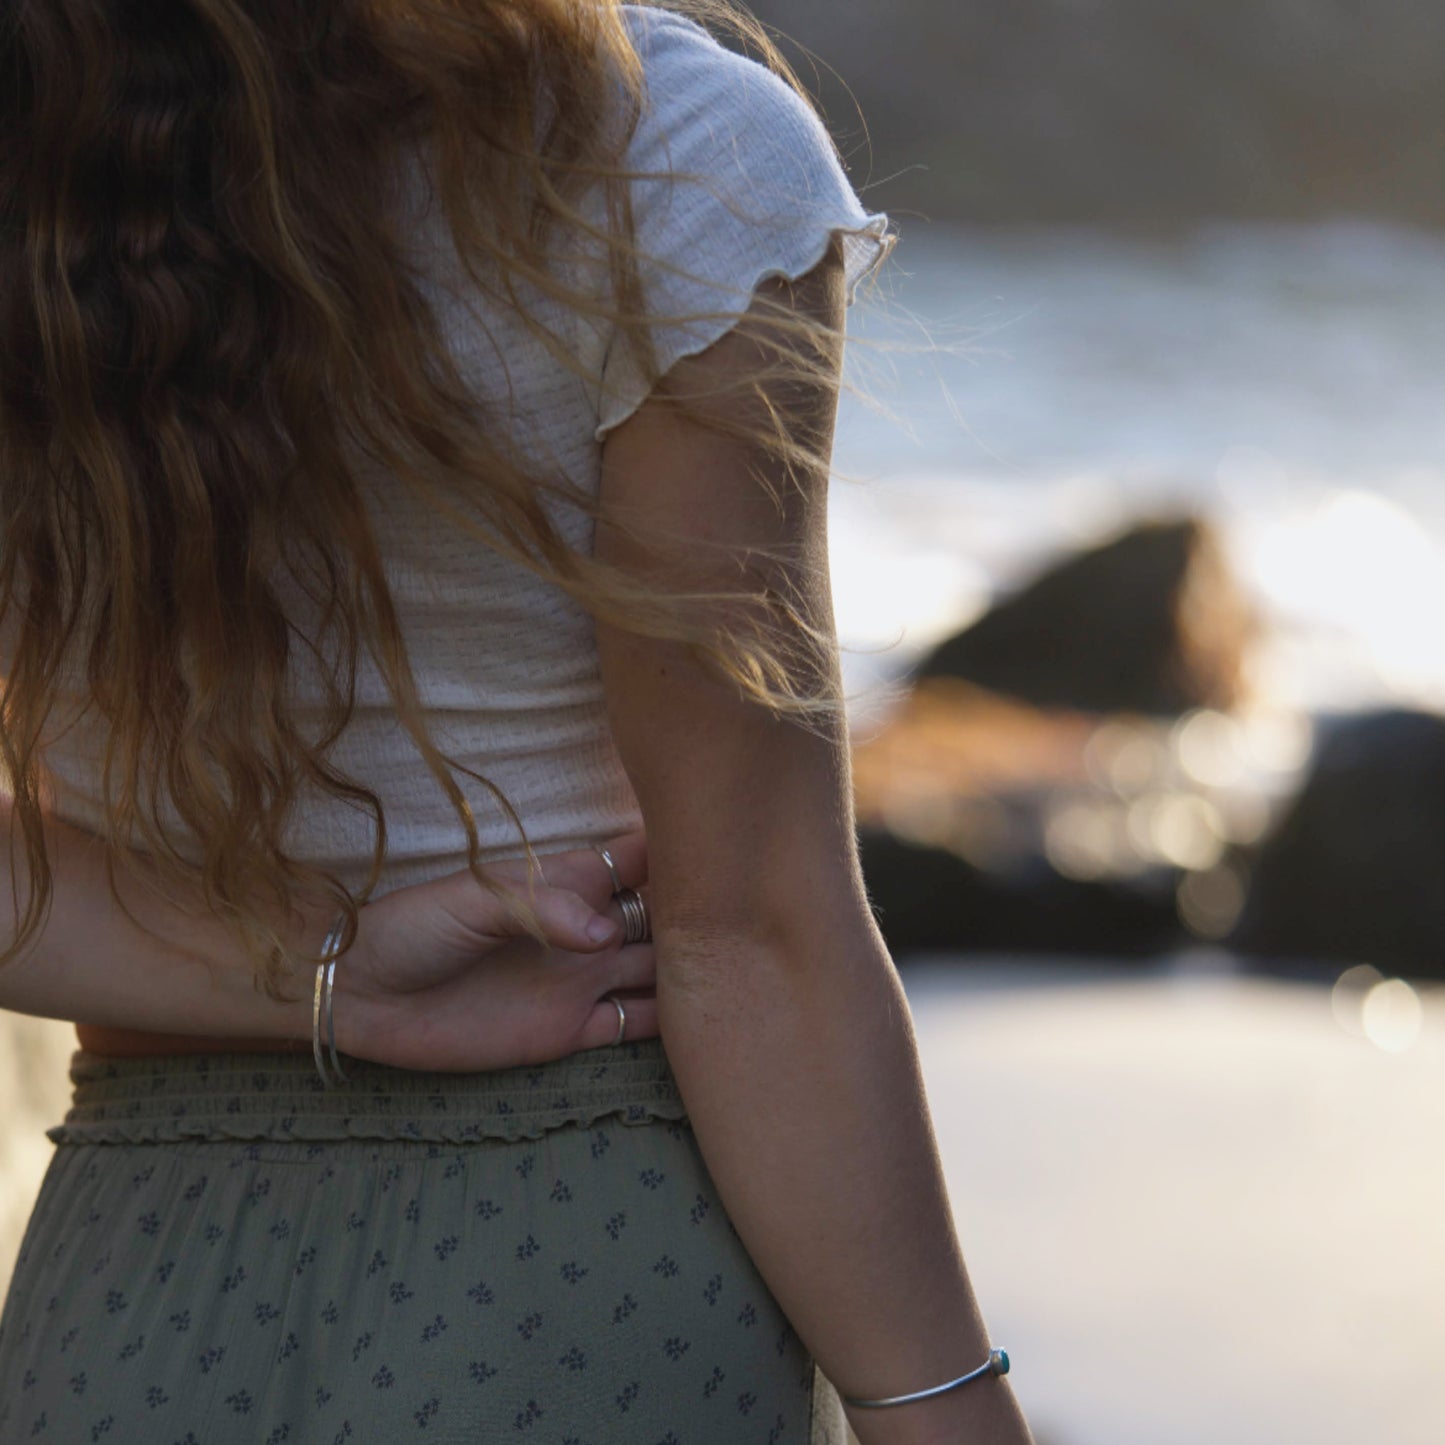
[593,844,651,944]
[616,887,650,945]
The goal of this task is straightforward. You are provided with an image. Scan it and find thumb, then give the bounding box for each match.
[526,883,621,951]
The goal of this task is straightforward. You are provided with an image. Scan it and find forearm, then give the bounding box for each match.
[657,910,1033,1445]
[0,801,317,1042]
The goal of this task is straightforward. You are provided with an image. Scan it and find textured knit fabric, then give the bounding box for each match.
[0,1041,848,1443]
[35,3,894,899]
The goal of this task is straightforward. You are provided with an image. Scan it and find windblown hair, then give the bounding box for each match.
[0,0,880,998]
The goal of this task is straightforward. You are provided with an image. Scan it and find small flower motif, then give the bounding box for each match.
[294,1246,317,1276]
[413,1398,440,1429]
[269,1220,291,1241]
[610,1294,637,1325]
[738,1302,758,1328]
[638,1168,665,1190]
[197,1346,226,1375]
[313,1385,333,1408]
[703,1274,723,1306]
[103,1290,128,1315]
[245,1177,272,1204]
[514,1153,535,1180]
[443,1156,464,1179]
[589,1129,611,1159]
[202,1224,224,1246]
[144,1386,168,1409]
[652,1254,679,1279]
[603,1212,626,1240]
[467,1360,498,1385]
[703,1365,725,1399]
[220,1266,247,1293]
[88,1415,113,1441]
[116,1335,144,1362]
[689,1193,712,1226]
[615,1381,640,1413]
[130,1165,155,1189]
[516,1312,543,1341]
[511,1400,542,1431]
[767,1413,788,1444]
[58,1328,80,1353]
[388,1281,414,1305]
[350,1333,373,1362]
[68,1372,87,1398]
[473,1198,502,1221]
[559,1261,589,1285]
[320,1301,339,1325]
[514,1234,540,1262]
[420,1315,447,1344]
[344,1211,365,1233]
[433,1235,458,1262]
[181,1172,209,1201]
[662,1336,691,1362]
[466,1279,493,1306]
[403,1199,421,1224]
[549,1179,572,1203]
[277,1332,300,1363]
[557,1346,586,1372]
[88,1252,110,1278]
[265,1427,292,1445]
[137,1212,161,1238]
[154,1260,175,1284]
[365,1249,387,1277]
[372,1365,395,1389]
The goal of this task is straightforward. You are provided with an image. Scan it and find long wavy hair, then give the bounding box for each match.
[0,0,885,998]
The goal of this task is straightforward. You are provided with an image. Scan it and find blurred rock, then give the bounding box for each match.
[861,827,1184,959]
[746,0,1445,226]
[916,515,1256,716]
[1228,708,1445,980]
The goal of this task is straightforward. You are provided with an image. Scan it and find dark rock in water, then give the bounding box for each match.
[916,515,1256,717]
[860,829,1185,960]
[1228,708,1445,980]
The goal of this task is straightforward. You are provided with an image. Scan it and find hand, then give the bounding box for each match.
[333,831,656,1072]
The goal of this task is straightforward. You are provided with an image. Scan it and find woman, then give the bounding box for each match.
[0,2,1034,1442]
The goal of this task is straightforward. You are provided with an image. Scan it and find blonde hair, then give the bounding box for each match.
[0,0,888,998]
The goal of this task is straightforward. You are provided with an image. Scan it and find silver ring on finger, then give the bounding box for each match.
[615,887,650,945]
[604,992,627,1046]
[592,843,622,895]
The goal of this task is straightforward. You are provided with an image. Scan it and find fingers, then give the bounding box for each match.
[490,831,648,912]
[608,941,657,992]
[583,989,659,1050]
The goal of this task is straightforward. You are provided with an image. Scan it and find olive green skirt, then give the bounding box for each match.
[0,1037,845,1442]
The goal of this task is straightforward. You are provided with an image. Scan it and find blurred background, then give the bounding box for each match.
[4,3,1445,1441]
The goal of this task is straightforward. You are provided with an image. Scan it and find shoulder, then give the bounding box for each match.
[616,5,843,196]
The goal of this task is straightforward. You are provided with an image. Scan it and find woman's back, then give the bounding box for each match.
[34,4,889,898]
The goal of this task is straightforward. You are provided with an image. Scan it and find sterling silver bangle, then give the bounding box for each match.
[842,1348,1010,1409]
[312,911,350,1089]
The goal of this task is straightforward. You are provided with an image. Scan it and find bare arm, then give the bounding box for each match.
[0,797,658,1066]
[595,242,1033,1445]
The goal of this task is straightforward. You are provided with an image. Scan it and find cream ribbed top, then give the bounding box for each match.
[39,5,893,895]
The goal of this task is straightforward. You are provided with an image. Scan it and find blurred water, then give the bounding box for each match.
[831,220,1445,722]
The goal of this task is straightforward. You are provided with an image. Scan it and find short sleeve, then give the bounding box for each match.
[591,5,895,441]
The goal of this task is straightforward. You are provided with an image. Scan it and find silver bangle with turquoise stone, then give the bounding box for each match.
[841,1347,1010,1409]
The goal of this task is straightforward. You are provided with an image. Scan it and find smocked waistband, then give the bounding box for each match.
[46,1037,687,1147]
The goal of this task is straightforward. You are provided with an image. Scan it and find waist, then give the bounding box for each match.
[47,1036,686,1147]
[75,1023,311,1057]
